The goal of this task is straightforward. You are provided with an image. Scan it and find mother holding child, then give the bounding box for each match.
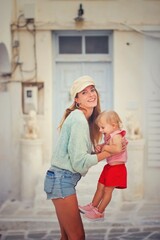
[44,75,127,240]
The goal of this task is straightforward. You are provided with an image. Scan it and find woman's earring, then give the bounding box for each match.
[76,102,79,108]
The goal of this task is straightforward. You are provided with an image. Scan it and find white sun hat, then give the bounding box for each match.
[70,75,95,99]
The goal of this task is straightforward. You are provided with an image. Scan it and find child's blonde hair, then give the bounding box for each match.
[95,110,123,129]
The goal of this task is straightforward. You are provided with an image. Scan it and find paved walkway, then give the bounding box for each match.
[0,199,160,240]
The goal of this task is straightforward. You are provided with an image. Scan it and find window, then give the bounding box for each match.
[85,36,109,54]
[58,34,109,54]
[59,36,82,54]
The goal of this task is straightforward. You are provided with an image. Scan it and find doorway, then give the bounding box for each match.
[53,30,113,144]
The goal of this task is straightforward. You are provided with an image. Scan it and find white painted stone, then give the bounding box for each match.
[123,139,145,201]
[20,139,43,203]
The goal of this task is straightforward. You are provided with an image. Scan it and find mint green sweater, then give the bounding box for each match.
[51,109,98,176]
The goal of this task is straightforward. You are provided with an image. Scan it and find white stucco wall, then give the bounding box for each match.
[0,0,160,203]
[0,0,20,203]
[113,31,144,119]
[0,0,12,59]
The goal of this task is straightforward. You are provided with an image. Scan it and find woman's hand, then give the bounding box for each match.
[122,138,128,152]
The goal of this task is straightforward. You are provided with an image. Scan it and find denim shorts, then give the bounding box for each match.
[44,166,81,199]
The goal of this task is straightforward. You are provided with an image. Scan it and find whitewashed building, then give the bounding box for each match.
[0,0,160,206]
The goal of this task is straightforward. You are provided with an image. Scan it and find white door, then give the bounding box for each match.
[144,32,160,167]
[53,31,113,144]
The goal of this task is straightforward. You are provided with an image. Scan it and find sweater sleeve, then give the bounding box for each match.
[68,118,98,176]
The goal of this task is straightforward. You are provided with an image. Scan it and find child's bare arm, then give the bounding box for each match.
[95,143,105,153]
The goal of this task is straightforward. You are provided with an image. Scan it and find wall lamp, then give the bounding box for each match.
[74,4,84,22]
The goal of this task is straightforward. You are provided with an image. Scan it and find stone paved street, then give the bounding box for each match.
[0,199,160,239]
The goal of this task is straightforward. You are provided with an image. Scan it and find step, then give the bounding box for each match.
[0,199,123,231]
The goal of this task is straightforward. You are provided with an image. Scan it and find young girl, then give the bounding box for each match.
[79,110,128,221]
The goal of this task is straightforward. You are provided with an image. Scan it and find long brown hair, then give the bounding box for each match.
[58,89,102,146]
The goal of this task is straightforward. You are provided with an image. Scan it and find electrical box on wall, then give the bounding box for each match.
[22,82,44,115]
[23,86,38,114]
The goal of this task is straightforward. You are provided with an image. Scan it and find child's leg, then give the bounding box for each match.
[92,182,105,208]
[97,186,115,213]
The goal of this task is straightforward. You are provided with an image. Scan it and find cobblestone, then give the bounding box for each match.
[0,200,160,239]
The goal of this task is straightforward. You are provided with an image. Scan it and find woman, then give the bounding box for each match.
[44,76,113,240]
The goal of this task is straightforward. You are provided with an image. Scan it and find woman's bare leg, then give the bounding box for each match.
[52,194,85,240]
[55,207,69,240]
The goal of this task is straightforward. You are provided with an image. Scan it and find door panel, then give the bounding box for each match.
[144,34,160,166]
[83,62,112,111]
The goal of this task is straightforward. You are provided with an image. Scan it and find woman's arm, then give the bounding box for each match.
[96,150,111,162]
